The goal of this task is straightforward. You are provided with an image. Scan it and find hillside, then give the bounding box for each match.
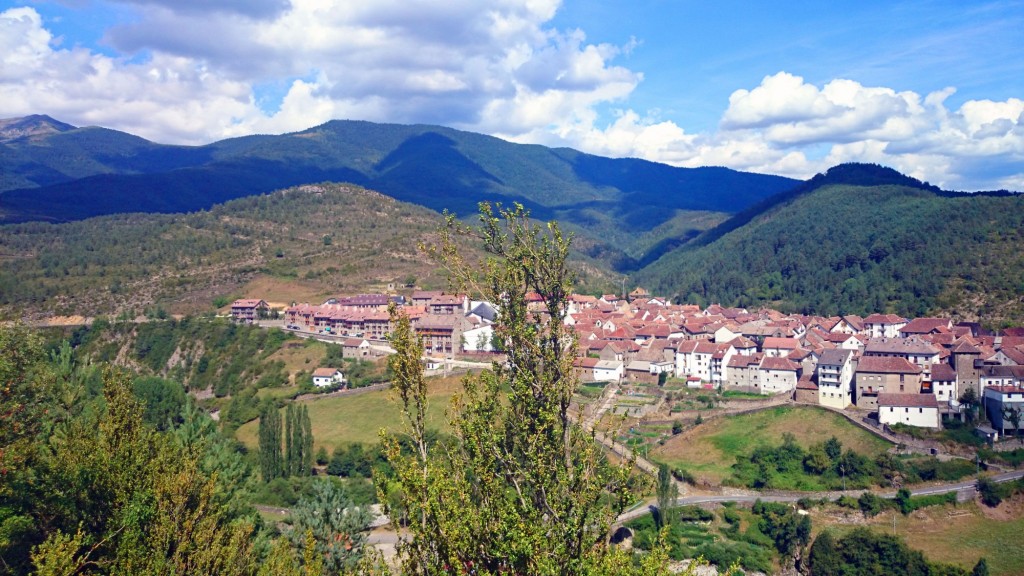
[0,115,797,269]
[635,164,1024,325]
[0,183,498,320]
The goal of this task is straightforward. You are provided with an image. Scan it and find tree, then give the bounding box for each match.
[286,404,297,475]
[1002,406,1022,442]
[960,387,979,424]
[286,479,372,574]
[808,531,843,576]
[972,557,990,576]
[379,203,670,575]
[259,405,283,481]
[655,463,678,529]
[824,436,842,462]
[302,406,314,475]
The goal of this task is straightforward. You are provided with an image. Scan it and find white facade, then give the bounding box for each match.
[593,360,624,382]
[312,369,346,388]
[462,324,494,352]
[879,404,940,428]
[817,350,854,409]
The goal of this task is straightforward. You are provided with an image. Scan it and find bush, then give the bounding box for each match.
[672,467,697,486]
[858,491,885,517]
[835,495,858,509]
[676,505,714,522]
[978,477,1007,507]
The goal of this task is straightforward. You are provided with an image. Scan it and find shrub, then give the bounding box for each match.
[676,505,714,522]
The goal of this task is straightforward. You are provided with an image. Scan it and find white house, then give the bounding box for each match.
[758,356,801,395]
[817,348,854,409]
[878,393,940,428]
[462,322,495,352]
[312,367,346,388]
[863,314,907,339]
[594,360,624,382]
[983,385,1024,437]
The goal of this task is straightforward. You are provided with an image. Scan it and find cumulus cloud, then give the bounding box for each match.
[1,5,1022,191]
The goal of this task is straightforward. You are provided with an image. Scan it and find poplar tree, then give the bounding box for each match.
[379,203,671,575]
[286,404,296,476]
[258,405,282,481]
[301,405,314,475]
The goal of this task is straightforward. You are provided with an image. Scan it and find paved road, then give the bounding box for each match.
[614,469,1024,524]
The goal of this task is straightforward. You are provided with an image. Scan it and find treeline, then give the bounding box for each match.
[729,434,975,491]
[809,528,983,576]
[637,182,1024,325]
[0,324,380,574]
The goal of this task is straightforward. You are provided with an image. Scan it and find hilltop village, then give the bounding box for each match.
[232,288,1024,437]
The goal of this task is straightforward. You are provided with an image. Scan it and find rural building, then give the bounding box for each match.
[983,385,1024,437]
[817,348,854,409]
[878,393,940,428]
[312,368,346,388]
[854,356,923,410]
[230,299,268,323]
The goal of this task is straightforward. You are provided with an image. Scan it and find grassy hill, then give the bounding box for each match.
[0,183,497,320]
[0,116,797,271]
[652,405,892,485]
[635,164,1024,326]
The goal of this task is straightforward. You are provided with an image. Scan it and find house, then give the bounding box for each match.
[462,321,495,352]
[428,294,469,315]
[817,348,854,409]
[878,393,940,429]
[863,337,941,380]
[624,360,657,384]
[899,317,952,338]
[342,338,371,359]
[572,358,622,382]
[758,356,801,395]
[312,367,346,388]
[928,362,958,406]
[983,385,1024,437]
[854,356,923,410]
[725,353,762,392]
[863,314,907,338]
[231,299,268,323]
[830,315,865,335]
[415,315,465,355]
[795,375,819,404]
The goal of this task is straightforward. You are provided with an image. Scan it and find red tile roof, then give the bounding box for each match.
[877,393,938,408]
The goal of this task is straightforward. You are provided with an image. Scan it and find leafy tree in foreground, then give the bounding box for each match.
[379,203,674,575]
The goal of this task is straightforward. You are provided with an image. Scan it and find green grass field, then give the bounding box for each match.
[236,375,462,452]
[652,405,893,483]
[813,497,1024,576]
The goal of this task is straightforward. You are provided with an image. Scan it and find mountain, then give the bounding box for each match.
[0,116,797,268]
[0,183,490,320]
[634,163,1024,325]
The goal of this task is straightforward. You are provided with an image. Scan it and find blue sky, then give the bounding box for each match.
[1,0,1022,190]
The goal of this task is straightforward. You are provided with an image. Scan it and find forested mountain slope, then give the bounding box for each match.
[636,167,1024,325]
[0,116,796,270]
[0,183,493,319]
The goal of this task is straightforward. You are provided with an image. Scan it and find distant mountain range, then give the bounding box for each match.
[0,114,796,271]
[3,115,1023,325]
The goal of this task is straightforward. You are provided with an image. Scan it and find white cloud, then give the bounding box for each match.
[1,5,1022,191]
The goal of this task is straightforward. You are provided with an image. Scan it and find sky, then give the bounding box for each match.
[1,0,1022,191]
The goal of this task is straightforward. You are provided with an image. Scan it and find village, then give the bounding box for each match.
[230,288,1024,442]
